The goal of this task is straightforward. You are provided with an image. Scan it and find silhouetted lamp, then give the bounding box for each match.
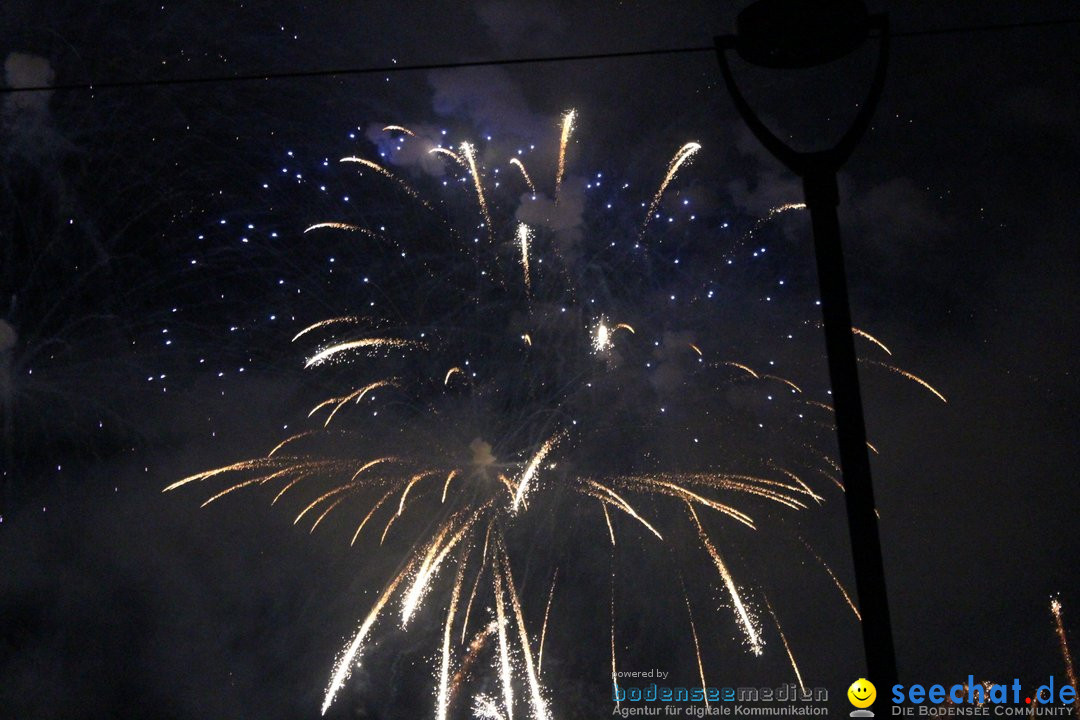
[715,0,898,697]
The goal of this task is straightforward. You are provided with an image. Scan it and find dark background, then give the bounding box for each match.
[1,2,1077,718]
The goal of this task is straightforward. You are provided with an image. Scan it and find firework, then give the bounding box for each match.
[168,112,946,718]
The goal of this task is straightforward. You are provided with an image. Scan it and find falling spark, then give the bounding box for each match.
[509,158,536,193]
[460,142,493,240]
[350,488,396,546]
[200,475,267,507]
[401,514,478,626]
[724,361,759,379]
[762,374,803,393]
[743,203,807,242]
[436,561,466,720]
[771,466,825,505]
[310,495,347,533]
[681,584,710,709]
[304,221,360,234]
[688,505,763,655]
[517,224,532,293]
[805,399,835,414]
[1051,597,1080,718]
[501,546,551,720]
[865,360,947,403]
[765,595,805,692]
[268,430,317,457]
[689,343,703,356]
[291,316,363,343]
[445,367,463,385]
[636,476,757,529]
[341,157,430,208]
[305,338,419,368]
[294,482,357,525]
[768,202,807,217]
[600,500,615,545]
[473,694,508,720]
[441,470,458,503]
[493,564,516,720]
[852,327,893,356]
[587,480,664,540]
[554,109,576,204]
[641,142,701,236]
[610,565,620,711]
[319,380,397,427]
[382,124,415,136]
[163,459,265,493]
[430,146,464,165]
[511,432,564,511]
[460,558,487,645]
[398,471,435,515]
[800,538,860,620]
[321,562,413,715]
[538,571,557,673]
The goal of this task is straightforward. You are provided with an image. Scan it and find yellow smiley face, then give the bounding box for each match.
[848,678,877,708]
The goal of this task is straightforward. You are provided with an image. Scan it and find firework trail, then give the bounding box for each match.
[765,595,805,692]
[680,579,710,709]
[743,202,807,244]
[554,109,576,204]
[509,158,536,193]
[304,337,420,368]
[641,142,701,236]
[461,142,493,241]
[864,359,947,403]
[341,156,433,212]
[798,537,860,620]
[500,543,552,720]
[493,561,516,720]
[321,560,413,715]
[291,316,365,343]
[538,571,557,673]
[437,561,466,720]
[688,505,764,655]
[601,501,616,545]
[610,564,619,711]
[1051,597,1080,718]
[517,223,533,294]
[724,361,760,379]
[431,146,464,165]
[852,327,893,356]
[511,431,564,511]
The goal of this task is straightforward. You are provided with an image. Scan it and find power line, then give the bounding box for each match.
[3,16,1078,95]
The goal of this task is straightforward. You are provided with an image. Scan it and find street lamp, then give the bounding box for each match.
[715,0,897,695]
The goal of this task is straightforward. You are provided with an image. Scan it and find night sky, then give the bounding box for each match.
[1,2,1078,719]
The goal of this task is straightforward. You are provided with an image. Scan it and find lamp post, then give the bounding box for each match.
[715,0,897,694]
